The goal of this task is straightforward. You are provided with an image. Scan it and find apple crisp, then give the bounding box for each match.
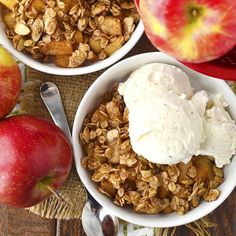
[80,88,224,215]
[3,0,139,67]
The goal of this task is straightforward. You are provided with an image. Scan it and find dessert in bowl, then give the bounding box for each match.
[72,52,236,227]
[0,0,143,75]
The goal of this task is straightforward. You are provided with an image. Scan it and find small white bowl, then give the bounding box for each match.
[0,6,144,76]
[72,52,236,228]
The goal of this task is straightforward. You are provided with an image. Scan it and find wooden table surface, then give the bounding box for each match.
[0,34,235,236]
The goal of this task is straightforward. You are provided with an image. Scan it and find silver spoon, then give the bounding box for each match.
[40,82,119,236]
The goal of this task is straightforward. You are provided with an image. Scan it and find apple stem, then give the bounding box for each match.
[192,9,198,17]
[46,185,64,202]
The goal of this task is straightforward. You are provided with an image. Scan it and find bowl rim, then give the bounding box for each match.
[0,8,144,76]
[72,52,236,228]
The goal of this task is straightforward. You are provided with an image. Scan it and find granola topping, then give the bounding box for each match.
[3,0,139,67]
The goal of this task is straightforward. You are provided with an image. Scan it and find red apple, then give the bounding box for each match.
[0,115,72,208]
[136,0,236,63]
[0,46,22,118]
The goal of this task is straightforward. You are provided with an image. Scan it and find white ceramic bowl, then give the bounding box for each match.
[72,52,236,228]
[0,6,144,75]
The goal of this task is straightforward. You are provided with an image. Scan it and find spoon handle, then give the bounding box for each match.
[40,82,72,142]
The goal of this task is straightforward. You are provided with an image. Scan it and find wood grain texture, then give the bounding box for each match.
[0,205,56,236]
[56,219,86,236]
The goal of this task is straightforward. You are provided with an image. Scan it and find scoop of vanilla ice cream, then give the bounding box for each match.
[128,93,204,164]
[118,63,206,165]
[196,95,236,167]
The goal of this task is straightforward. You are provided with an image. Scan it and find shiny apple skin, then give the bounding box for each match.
[0,115,73,208]
[136,0,236,63]
[0,47,22,118]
